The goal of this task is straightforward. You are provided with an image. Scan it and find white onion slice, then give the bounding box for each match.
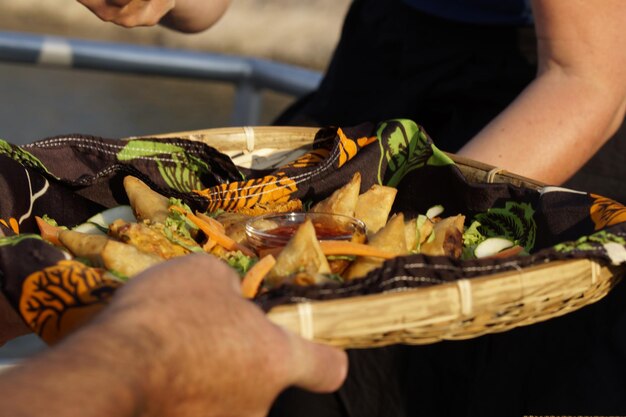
[474,237,515,259]
[425,205,444,219]
[72,205,135,235]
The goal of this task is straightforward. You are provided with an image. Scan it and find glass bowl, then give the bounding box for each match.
[245,212,367,252]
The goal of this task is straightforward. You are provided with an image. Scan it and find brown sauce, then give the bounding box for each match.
[264,222,353,241]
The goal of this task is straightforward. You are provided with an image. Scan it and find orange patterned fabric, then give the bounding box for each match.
[590,194,626,231]
[196,174,299,213]
[19,260,121,344]
[337,128,377,168]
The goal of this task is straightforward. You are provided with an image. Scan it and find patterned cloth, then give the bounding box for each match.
[1,119,625,344]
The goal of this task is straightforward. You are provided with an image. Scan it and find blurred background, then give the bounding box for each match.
[0,0,351,145]
[0,0,350,361]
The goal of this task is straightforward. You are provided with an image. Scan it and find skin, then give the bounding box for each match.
[0,254,348,417]
[76,0,231,33]
[76,0,626,185]
[458,0,626,184]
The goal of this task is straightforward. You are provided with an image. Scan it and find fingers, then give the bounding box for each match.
[152,254,348,393]
[77,0,175,28]
[284,331,349,393]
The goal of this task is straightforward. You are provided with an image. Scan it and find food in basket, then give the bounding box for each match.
[34,173,526,298]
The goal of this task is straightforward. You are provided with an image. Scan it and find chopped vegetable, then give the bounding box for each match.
[179,208,255,257]
[35,216,64,246]
[73,205,135,235]
[241,255,275,298]
[474,237,515,259]
[318,241,396,259]
[425,205,444,219]
[225,251,256,276]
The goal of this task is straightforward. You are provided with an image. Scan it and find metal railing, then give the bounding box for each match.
[0,30,322,125]
[0,29,323,364]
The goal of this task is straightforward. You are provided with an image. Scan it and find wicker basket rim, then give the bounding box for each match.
[128,126,623,348]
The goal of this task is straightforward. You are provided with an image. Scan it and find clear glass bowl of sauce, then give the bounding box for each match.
[245,212,367,252]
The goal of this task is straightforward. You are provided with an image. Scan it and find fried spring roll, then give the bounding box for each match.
[344,213,407,280]
[420,215,465,258]
[266,219,332,287]
[355,184,397,235]
[123,176,170,224]
[311,172,361,217]
[59,230,163,278]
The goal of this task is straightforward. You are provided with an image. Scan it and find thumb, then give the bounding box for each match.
[284,331,348,393]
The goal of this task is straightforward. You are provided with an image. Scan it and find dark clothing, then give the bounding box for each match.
[270,0,626,415]
[404,0,533,25]
[275,0,626,203]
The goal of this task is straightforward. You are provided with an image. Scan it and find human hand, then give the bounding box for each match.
[76,0,175,28]
[95,253,348,416]
[0,292,30,347]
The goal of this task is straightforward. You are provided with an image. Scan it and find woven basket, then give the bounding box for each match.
[131,126,624,349]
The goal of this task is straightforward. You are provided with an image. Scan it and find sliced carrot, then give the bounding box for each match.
[35,216,63,246]
[319,241,397,259]
[241,255,276,298]
[202,238,217,252]
[169,205,189,216]
[184,211,256,257]
[195,211,226,234]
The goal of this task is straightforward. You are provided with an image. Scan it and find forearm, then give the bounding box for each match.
[0,255,347,417]
[458,69,626,185]
[160,0,232,33]
[0,316,154,417]
[458,0,626,185]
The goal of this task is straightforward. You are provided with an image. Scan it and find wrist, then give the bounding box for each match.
[81,305,174,417]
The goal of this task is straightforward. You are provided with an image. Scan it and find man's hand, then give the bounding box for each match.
[106,253,348,416]
[77,0,175,28]
[0,292,30,347]
[0,253,347,417]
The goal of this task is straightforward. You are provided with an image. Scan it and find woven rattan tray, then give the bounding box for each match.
[131,126,623,349]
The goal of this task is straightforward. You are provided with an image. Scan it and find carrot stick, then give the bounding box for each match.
[241,255,276,298]
[169,205,189,216]
[184,211,256,257]
[195,211,226,234]
[202,238,217,252]
[170,206,225,237]
[35,216,63,246]
[319,241,397,259]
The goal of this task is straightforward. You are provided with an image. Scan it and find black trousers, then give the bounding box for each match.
[275,0,626,203]
[269,1,626,416]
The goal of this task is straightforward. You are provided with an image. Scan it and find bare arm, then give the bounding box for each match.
[77,0,232,33]
[457,0,626,185]
[0,254,347,417]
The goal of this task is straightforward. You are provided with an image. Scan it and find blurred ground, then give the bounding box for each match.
[0,0,351,144]
[0,0,350,358]
[1,0,350,70]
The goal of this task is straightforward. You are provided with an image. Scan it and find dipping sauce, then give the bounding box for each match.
[245,212,366,252]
